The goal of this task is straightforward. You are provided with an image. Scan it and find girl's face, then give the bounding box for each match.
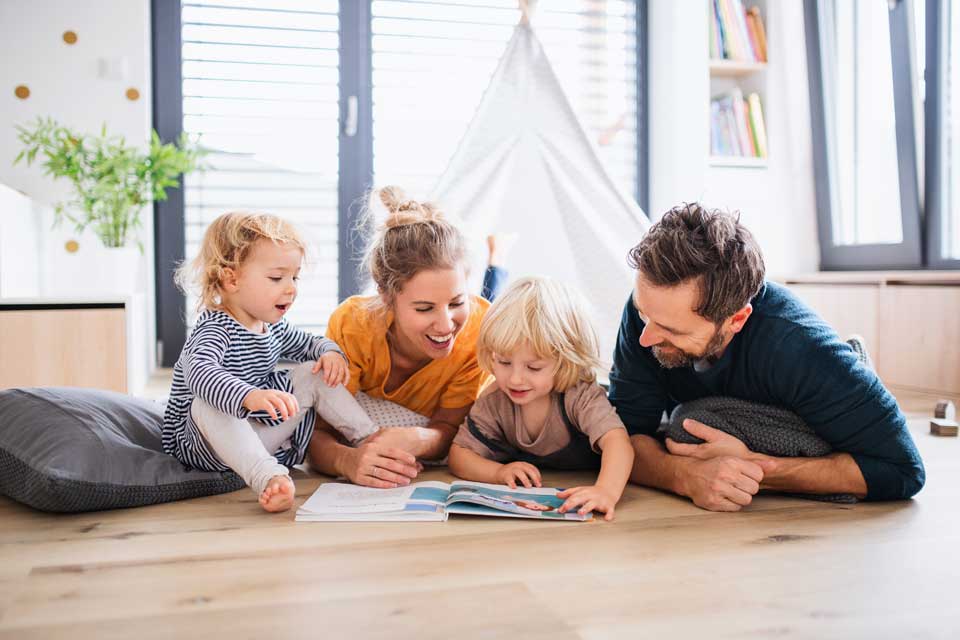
[389,267,470,361]
[491,341,558,407]
[221,239,302,331]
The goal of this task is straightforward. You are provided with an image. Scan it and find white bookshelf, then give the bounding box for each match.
[708,0,769,167]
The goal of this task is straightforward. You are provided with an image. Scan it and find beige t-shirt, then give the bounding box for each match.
[453,381,627,462]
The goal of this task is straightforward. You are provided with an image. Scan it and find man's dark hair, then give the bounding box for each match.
[627,203,766,324]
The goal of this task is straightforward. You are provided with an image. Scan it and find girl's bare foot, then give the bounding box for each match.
[486,233,519,267]
[259,475,295,512]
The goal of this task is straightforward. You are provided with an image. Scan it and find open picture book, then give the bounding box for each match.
[296,480,593,522]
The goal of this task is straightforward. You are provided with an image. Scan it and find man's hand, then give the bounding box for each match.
[242,389,299,421]
[666,419,752,460]
[312,352,349,387]
[678,456,769,512]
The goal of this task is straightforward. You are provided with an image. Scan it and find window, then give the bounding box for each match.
[370,0,639,200]
[805,0,922,269]
[180,1,341,334]
[926,0,960,267]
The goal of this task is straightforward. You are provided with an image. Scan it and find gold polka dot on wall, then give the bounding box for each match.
[62,30,78,44]
[125,87,140,101]
[15,85,30,100]
[65,240,80,254]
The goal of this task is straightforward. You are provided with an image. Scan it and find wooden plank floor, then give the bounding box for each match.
[1,415,958,639]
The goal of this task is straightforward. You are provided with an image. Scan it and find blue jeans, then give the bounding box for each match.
[481,265,508,302]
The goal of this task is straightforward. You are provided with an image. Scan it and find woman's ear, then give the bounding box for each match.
[378,286,394,309]
[220,267,240,293]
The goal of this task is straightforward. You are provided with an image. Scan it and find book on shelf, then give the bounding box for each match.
[710,90,768,159]
[710,0,767,63]
[296,480,594,522]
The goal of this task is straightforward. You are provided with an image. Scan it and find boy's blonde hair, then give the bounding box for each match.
[477,276,601,392]
[360,185,468,313]
[176,211,306,311]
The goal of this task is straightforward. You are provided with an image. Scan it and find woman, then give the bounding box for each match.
[307,186,506,488]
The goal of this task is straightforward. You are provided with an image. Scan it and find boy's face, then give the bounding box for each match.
[222,239,303,330]
[491,341,558,406]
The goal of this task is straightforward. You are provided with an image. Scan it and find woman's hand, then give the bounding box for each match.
[339,439,421,489]
[495,461,542,489]
[313,352,350,387]
[556,484,621,521]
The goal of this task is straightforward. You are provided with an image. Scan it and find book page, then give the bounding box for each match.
[446,481,589,520]
[299,481,450,515]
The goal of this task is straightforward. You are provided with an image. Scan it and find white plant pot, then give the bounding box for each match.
[44,241,142,298]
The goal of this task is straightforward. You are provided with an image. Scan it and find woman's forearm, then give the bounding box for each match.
[307,426,353,476]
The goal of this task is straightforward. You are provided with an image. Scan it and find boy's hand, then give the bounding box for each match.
[557,484,620,521]
[495,461,542,489]
[312,352,349,387]
[242,389,299,421]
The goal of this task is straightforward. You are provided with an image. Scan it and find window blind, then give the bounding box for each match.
[180,0,341,333]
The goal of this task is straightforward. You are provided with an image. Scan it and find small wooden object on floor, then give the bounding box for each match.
[934,399,956,421]
[930,418,959,437]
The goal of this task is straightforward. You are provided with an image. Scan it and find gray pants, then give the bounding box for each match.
[191,362,376,495]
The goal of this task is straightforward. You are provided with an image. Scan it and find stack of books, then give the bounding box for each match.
[710,88,768,158]
[710,0,767,63]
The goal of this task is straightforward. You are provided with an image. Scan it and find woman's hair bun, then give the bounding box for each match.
[378,185,442,229]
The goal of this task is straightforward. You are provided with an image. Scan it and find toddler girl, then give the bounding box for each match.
[448,276,635,520]
[163,212,375,512]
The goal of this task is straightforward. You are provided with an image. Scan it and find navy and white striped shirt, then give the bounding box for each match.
[162,309,343,472]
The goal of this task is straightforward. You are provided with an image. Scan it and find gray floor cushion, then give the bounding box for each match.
[0,387,245,513]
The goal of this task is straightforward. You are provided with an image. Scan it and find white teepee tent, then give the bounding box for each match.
[430,8,650,363]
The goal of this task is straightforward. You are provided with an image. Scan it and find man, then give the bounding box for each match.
[608,203,924,511]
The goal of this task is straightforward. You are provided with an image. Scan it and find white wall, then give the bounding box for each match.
[648,0,820,277]
[0,0,155,369]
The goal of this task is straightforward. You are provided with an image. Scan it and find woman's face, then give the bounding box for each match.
[388,267,470,361]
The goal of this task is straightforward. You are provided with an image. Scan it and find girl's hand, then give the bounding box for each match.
[312,352,349,387]
[557,484,620,521]
[242,389,299,421]
[495,461,542,489]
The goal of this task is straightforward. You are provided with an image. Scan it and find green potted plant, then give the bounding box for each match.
[14,117,204,294]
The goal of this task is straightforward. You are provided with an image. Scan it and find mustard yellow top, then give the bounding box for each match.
[326,295,491,417]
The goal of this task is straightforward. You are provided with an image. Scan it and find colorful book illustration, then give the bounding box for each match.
[296,480,593,522]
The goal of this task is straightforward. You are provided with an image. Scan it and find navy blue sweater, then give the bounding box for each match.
[608,282,924,500]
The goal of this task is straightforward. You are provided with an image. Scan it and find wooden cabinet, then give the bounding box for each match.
[784,272,960,404]
[0,297,145,394]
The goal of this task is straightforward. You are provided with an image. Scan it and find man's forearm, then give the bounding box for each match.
[629,434,694,496]
[753,452,867,497]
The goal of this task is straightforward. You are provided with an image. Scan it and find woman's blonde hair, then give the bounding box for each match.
[360,185,468,312]
[176,211,306,311]
[477,276,601,392]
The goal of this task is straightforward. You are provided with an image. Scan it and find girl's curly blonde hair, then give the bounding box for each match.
[176,211,306,311]
[477,276,601,392]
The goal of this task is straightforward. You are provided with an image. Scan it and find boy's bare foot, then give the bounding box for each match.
[259,475,295,512]
[486,233,519,268]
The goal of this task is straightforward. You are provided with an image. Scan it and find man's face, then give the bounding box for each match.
[631,274,733,368]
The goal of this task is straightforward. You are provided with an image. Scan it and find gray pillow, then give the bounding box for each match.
[0,387,245,513]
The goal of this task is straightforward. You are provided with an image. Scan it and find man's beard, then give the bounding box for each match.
[651,327,727,369]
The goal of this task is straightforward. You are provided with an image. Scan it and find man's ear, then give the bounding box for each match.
[727,303,753,334]
[220,267,239,293]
